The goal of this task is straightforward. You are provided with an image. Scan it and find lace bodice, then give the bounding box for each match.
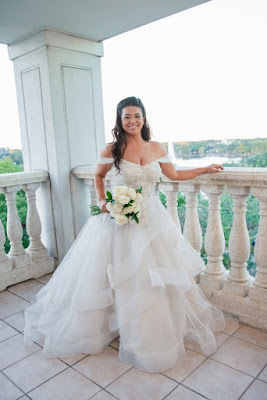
[110,160,162,198]
[98,156,170,198]
[98,156,171,225]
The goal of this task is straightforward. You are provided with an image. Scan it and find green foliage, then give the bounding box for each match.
[170,138,267,159]
[240,152,267,168]
[0,152,28,253]
[9,150,24,166]
[0,157,23,174]
[0,190,29,253]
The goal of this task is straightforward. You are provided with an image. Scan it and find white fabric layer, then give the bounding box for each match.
[24,158,226,373]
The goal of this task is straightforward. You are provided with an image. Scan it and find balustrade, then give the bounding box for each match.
[201,185,226,289]
[72,165,267,330]
[0,171,55,290]
[249,187,267,305]
[159,182,181,232]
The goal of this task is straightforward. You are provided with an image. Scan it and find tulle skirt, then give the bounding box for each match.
[24,196,226,373]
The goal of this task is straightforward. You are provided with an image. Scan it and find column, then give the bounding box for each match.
[23,183,49,262]
[159,182,181,232]
[249,187,267,303]
[0,216,12,272]
[9,29,106,262]
[200,185,226,289]
[3,187,30,267]
[224,186,252,296]
[179,183,202,253]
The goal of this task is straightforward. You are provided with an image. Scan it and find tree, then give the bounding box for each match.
[0,156,28,252]
[0,157,23,174]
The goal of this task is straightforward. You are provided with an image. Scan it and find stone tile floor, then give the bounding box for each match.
[0,274,266,400]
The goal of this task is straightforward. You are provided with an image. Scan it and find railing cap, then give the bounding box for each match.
[72,165,267,187]
[0,170,49,188]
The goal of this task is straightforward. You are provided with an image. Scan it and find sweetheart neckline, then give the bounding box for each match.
[121,159,160,167]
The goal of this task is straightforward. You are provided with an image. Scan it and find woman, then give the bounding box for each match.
[24,96,226,373]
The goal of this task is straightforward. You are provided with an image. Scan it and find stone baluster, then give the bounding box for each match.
[159,182,181,232]
[200,185,226,289]
[22,183,48,262]
[249,187,267,302]
[179,183,202,253]
[0,214,12,272]
[224,187,252,296]
[3,186,30,267]
[84,179,98,212]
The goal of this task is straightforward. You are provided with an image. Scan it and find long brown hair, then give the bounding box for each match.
[111,97,152,170]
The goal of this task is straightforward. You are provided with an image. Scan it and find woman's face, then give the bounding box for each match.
[121,106,145,136]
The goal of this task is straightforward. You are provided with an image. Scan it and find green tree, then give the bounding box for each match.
[0,157,23,174]
[0,155,28,253]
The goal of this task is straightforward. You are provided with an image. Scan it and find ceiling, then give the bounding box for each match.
[0,0,210,45]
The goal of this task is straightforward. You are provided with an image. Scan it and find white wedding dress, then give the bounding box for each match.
[24,156,226,373]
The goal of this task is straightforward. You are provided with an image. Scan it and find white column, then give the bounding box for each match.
[9,29,105,262]
[0,216,12,272]
[84,179,98,212]
[179,184,202,253]
[159,182,181,232]
[23,183,49,262]
[200,185,226,289]
[249,187,267,302]
[224,187,252,296]
[3,187,30,267]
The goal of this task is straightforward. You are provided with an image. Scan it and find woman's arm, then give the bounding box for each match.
[160,162,224,181]
[94,145,113,212]
[153,141,224,181]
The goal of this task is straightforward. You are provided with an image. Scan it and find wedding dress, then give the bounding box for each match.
[24,156,226,373]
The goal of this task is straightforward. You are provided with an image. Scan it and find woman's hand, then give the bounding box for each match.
[99,199,109,213]
[205,164,224,173]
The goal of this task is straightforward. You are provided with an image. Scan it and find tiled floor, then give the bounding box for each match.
[0,275,266,400]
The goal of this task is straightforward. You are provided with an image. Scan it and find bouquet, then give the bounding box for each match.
[90,185,143,226]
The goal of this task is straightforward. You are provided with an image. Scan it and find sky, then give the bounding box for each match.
[0,0,267,149]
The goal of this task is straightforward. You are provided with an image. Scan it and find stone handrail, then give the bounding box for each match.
[73,165,267,330]
[0,171,54,290]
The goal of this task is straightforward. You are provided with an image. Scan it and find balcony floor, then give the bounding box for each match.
[0,275,266,400]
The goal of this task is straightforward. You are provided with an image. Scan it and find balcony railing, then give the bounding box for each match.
[0,171,54,291]
[73,165,267,331]
[1,167,266,330]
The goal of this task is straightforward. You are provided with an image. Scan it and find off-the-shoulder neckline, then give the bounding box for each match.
[99,155,171,167]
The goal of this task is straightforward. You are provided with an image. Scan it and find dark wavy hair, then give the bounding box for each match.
[111,96,152,170]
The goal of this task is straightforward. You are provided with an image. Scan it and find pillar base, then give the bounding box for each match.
[223,277,253,297]
[249,284,267,304]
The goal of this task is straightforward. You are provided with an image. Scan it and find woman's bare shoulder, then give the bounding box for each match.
[149,141,167,157]
[100,143,113,158]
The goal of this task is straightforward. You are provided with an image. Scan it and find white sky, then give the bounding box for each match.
[0,0,267,149]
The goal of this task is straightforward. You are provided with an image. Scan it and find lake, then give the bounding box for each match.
[172,156,241,167]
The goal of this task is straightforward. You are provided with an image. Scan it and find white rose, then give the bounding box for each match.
[119,195,131,205]
[128,188,137,200]
[135,193,143,203]
[132,202,141,213]
[124,205,135,214]
[120,186,130,196]
[110,211,121,219]
[115,215,129,226]
[113,203,123,213]
[113,186,122,197]
[106,202,114,212]
[113,195,120,203]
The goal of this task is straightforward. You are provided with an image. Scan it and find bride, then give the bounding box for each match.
[24,96,226,373]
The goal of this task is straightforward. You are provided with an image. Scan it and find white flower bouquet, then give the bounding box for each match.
[90,185,143,226]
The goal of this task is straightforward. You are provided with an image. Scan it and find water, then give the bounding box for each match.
[171,156,241,167]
